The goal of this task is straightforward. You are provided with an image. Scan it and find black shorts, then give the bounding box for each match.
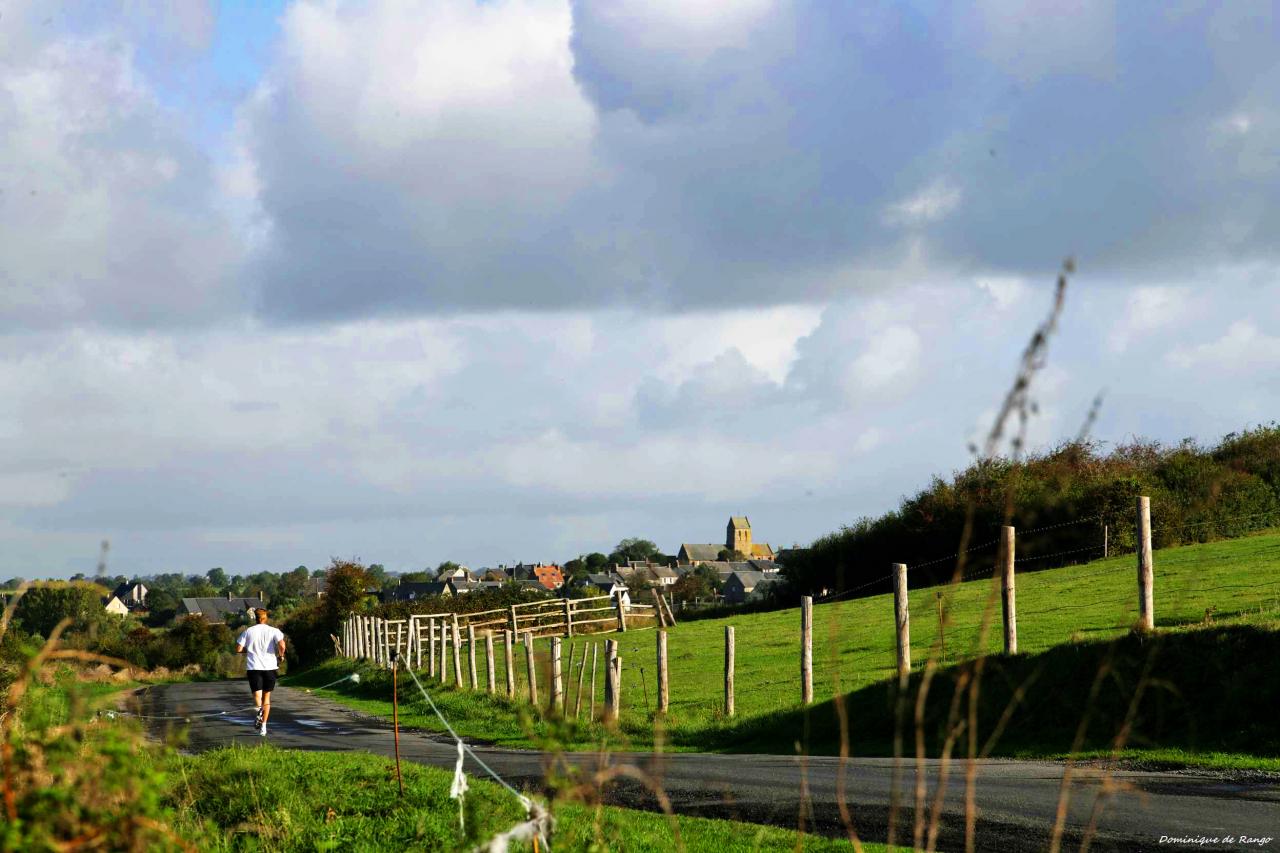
[247,670,278,694]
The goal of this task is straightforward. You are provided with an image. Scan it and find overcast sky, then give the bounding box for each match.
[3,1,1278,579]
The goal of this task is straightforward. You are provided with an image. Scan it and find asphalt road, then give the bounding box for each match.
[130,680,1279,852]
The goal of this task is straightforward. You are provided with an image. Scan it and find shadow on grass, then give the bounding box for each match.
[679,624,1280,760]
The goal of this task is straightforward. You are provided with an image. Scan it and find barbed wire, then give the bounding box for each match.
[1013,543,1105,565]
[1012,514,1104,535]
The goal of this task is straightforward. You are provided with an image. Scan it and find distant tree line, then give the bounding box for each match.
[784,425,1280,598]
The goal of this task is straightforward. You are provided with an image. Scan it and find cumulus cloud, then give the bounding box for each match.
[1107,286,1193,353]
[4,2,1280,578]
[1168,321,1280,373]
[0,28,242,328]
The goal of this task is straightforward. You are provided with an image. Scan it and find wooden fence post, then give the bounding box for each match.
[1001,525,1018,654]
[614,592,627,632]
[439,619,449,684]
[589,643,599,719]
[656,630,669,714]
[1137,495,1155,631]
[504,630,516,698]
[414,617,423,669]
[524,632,539,706]
[451,615,464,686]
[606,649,622,724]
[563,598,573,637]
[654,594,667,628]
[467,625,478,689]
[485,631,496,694]
[551,636,563,713]
[801,595,813,705]
[509,606,519,639]
[574,643,588,718]
[429,618,438,679]
[893,563,911,678]
[602,639,616,719]
[724,626,735,717]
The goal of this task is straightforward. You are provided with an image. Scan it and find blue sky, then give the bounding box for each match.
[1,0,1278,579]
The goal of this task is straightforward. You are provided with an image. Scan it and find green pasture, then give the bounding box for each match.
[294,531,1280,762]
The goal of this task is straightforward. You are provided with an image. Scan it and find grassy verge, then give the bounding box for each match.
[160,745,882,851]
[295,532,1280,768]
[13,669,884,851]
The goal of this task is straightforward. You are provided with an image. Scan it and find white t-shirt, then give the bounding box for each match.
[237,623,285,671]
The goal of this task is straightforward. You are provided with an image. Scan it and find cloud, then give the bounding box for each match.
[0,29,243,328]
[244,0,601,320]
[882,180,963,227]
[975,276,1027,311]
[1168,321,1280,373]
[1107,286,1192,353]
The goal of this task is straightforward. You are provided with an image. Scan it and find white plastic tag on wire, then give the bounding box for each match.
[450,739,469,830]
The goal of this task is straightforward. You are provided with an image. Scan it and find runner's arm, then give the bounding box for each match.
[275,637,286,659]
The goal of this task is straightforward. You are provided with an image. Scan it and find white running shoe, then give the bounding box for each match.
[259,723,267,737]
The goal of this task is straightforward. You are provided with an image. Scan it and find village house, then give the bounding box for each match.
[674,558,782,582]
[579,572,630,606]
[722,570,780,604]
[179,592,266,622]
[382,581,451,602]
[614,561,679,588]
[110,581,149,610]
[511,563,564,591]
[677,517,776,566]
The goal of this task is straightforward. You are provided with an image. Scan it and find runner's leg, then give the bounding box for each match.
[261,689,271,725]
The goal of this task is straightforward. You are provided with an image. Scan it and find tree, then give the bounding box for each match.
[562,558,588,583]
[435,561,461,579]
[322,560,370,624]
[206,567,228,589]
[365,563,389,589]
[670,573,710,603]
[584,553,609,572]
[693,563,724,592]
[400,571,433,583]
[15,582,109,637]
[186,580,217,599]
[278,566,309,602]
[718,549,748,562]
[608,538,660,564]
[143,588,180,627]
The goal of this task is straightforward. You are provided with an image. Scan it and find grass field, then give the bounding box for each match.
[161,746,882,852]
[293,530,1280,762]
[16,670,882,852]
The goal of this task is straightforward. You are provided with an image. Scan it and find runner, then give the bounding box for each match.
[235,608,286,736]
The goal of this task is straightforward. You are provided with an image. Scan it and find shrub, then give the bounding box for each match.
[788,426,1280,598]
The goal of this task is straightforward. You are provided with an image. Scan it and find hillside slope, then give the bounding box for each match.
[297,530,1280,761]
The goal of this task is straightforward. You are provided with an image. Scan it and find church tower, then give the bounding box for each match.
[727,516,752,556]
